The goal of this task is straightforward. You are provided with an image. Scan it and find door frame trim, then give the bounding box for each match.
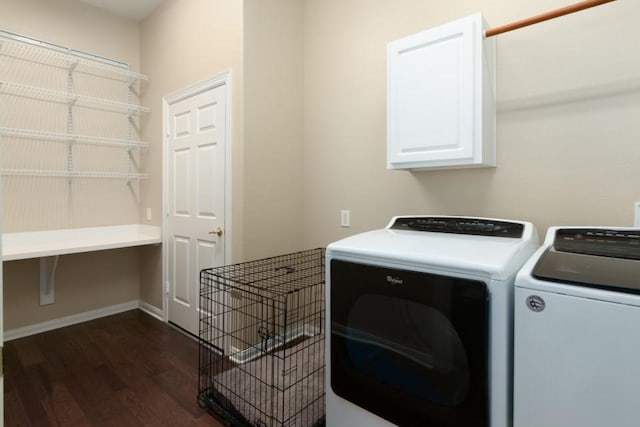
[162,70,233,322]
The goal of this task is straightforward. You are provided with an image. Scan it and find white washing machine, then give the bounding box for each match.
[514,226,640,427]
[326,216,539,427]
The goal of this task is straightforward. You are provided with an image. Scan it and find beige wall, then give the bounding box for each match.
[0,0,143,330]
[302,0,640,247]
[138,0,244,308]
[243,0,305,260]
[0,0,139,64]
[4,0,639,327]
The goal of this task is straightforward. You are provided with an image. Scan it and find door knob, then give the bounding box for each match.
[209,227,223,237]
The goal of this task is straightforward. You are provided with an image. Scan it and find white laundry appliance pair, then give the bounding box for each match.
[325,217,640,427]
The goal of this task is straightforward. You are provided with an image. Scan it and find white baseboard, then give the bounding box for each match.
[138,300,164,321]
[3,300,157,342]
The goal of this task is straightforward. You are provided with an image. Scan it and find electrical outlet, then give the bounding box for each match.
[341,210,351,227]
[146,207,152,222]
[635,202,640,227]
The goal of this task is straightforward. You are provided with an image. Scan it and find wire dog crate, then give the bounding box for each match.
[198,248,326,427]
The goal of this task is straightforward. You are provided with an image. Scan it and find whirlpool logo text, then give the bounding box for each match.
[386,275,403,285]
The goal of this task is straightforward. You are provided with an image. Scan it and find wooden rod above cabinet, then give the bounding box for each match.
[484,0,616,38]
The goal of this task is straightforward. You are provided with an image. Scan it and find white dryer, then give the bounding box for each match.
[514,226,640,427]
[326,216,539,427]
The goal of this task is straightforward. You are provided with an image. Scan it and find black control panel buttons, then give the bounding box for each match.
[390,217,524,238]
[554,228,640,261]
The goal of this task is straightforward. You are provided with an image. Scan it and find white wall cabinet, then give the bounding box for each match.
[387,13,496,170]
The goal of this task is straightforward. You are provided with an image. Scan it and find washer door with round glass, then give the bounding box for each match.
[330,260,488,426]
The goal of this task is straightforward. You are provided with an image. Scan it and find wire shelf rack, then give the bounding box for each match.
[0,81,150,114]
[0,127,149,148]
[0,28,149,230]
[0,168,148,180]
[0,35,148,82]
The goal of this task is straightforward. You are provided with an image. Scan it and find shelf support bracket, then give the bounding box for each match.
[68,61,78,74]
[40,255,59,306]
[127,148,139,169]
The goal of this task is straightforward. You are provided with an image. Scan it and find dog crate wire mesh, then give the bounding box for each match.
[198,248,326,427]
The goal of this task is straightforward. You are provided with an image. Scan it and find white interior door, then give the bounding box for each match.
[166,80,228,336]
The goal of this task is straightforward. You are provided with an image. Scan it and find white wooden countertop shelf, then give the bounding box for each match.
[2,224,161,261]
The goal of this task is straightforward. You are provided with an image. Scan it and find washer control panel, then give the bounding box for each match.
[554,228,640,260]
[389,217,524,238]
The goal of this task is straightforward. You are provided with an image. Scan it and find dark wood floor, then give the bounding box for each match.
[3,309,226,426]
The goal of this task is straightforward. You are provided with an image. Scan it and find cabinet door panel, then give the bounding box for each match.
[387,13,495,170]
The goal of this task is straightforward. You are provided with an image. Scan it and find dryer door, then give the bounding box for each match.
[330,259,488,426]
